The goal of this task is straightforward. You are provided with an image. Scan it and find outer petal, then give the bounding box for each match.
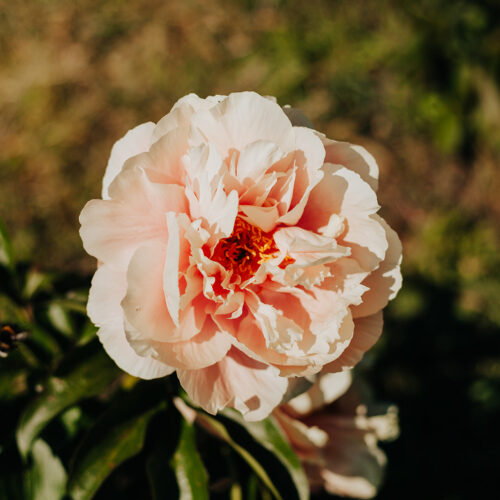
[322,136,379,192]
[152,318,233,370]
[152,93,225,143]
[132,127,190,185]
[189,91,295,158]
[228,287,355,376]
[323,311,384,372]
[177,347,288,421]
[80,166,188,271]
[300,164,387,271]
[102,122,155,199]
[351,217,403,318]
[87,265,173,379]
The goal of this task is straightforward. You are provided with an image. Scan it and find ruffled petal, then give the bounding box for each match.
[152,318,233,370]
[273,226,350,266]
[177,347,288,421]
[236,140,285,181]
[300,164,387,271]
[189,91,295,158]
[151,93,225,143]
[352,217,403,318]
[323,311,383,372]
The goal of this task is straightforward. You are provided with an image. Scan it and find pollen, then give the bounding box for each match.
[212,217,284,281]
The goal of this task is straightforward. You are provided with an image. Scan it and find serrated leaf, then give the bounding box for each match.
[171,419,209,500]
[16,347,121,458]
[195,413,282,500]
[222,409,309,500]
[24,439,67,500]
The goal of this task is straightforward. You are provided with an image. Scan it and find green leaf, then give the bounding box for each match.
[45,302,75,337]
[16,347,121,459]
[195,413,282,500]
[0,219,14,269]
[67,382,165,500]
[222,409,309,500]
[77,321,98,346]
[24,439,67,500]
[67,410,157,500]
[170,419,209,500]
[22,268,53,300]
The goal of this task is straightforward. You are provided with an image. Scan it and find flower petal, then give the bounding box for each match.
[122,242,204,344]
[273,226,350,267]
[351,217,403,318]
[88,265,174,379]
[177,347,288,421]
[102,122,155,199]
[323,311,384,372]
[300,164,387,271]
[152,318,233,370]
[277,127,325,226]
[285,370,353,416]
[189,91,295,158]
[80,167,188,271]
[236,140,285,181]
[239,204,280,232]
[322,137,379,192]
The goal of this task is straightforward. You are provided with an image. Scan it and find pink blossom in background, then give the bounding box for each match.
[274,371,399,498]
[80,91,402,420]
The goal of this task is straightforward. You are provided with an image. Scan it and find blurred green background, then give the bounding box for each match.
[1,0,499,498]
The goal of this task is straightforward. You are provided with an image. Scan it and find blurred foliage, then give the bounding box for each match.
[1,0,500,498]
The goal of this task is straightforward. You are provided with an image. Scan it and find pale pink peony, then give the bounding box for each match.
[274,371,399,498]
[80,91,402,420]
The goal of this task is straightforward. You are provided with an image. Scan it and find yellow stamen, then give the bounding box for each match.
[212,217,290,281]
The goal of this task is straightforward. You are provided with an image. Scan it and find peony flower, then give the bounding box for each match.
[274,371,399,498]
[80,91,402,420]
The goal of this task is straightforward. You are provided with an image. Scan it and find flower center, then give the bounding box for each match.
[212,217,279,281]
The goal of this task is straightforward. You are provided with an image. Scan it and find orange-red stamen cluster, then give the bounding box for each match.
[212,217,280,281]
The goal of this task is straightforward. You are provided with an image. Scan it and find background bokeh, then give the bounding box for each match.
[1,0,499,498]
